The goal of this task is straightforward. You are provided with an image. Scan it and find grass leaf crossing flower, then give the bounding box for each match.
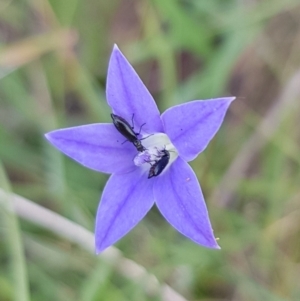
[45,45,235,253]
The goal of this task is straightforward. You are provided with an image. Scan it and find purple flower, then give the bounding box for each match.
[45,45,235,253]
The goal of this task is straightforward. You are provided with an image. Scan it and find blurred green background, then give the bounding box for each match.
[1,0,300,300]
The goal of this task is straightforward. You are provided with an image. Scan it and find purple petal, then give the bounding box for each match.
[45,124,137,174]
[153,157,220,249]
[106,45,163,133]
[95,169,154,253]
[161,97,235,161]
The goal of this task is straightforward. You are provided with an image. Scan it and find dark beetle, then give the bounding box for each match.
[148,149,170,178]
[111,113,146,152]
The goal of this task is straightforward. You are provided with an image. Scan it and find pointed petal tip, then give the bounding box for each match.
[44,131,54,143]
[111,44,122,59]
[213,242,221,250]
[212,96,236,104]
[210,237,221,250]
[219,96,235,104]
[95,246,103,255]
[113,43,119,50]
[44,130,58,145]
[44,132,51,140]
[197,237,221,250]
[95,240,108,254]
[200,239,220,250]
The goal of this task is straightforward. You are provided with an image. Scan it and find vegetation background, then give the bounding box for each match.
[1,0,300,300]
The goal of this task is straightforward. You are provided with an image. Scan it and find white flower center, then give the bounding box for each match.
[133,133,178,177]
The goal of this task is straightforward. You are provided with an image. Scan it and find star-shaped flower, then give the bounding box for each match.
[46,45,235,253]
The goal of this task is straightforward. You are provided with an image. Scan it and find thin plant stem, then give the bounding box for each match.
[0,188,189,301]
[0,162,30,301]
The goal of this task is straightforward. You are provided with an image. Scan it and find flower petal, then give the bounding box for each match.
[161,97,235,161]
[95,169,154,253]
[106,45,163,133]
[153,157,220,249]
[45,124,137,174]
